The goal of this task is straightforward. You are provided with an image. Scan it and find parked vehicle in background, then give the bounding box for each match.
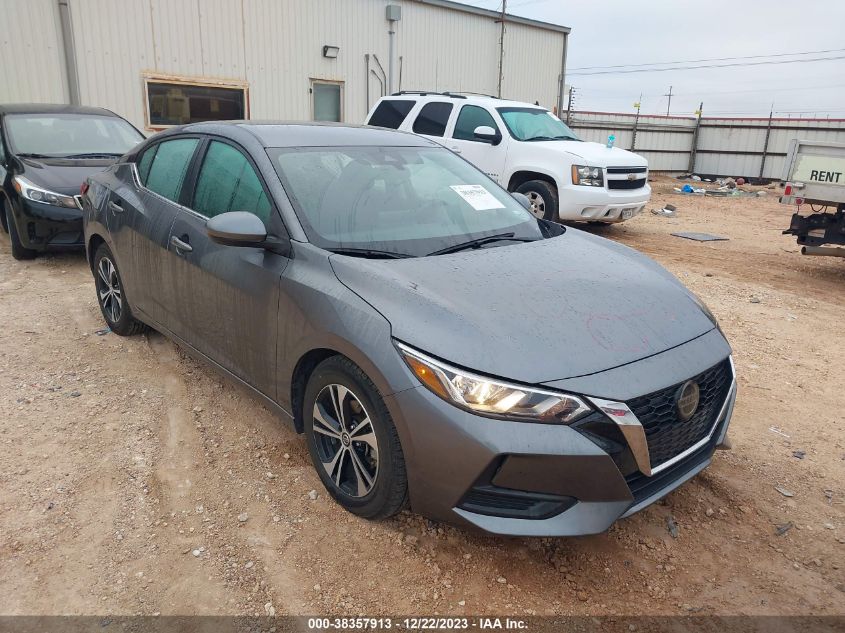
[0,104,144,260]
[83,121,734,537]
[365,92,651,224]
[780,139,845,258]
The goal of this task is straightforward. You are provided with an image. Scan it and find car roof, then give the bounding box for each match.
[168,120,439,148]
[0,103,119,116]
[376,93,548,111]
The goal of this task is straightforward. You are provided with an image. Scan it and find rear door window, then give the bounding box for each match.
[453,105,499,141]
[144,138,199,203]
[412,102,453,137]
[192,140,271,223]
[368,99,416,129]
[136,145,158,185]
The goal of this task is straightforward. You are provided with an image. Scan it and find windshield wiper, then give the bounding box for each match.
[524,135,578,142]
[62,152,124,158]
[16,152,52,159]
[327,247,413,259]
[427,232,537,256]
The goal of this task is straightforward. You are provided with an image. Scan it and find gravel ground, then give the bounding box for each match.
[0,176,843,617]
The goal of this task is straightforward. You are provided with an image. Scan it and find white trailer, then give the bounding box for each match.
[780,139,845,258]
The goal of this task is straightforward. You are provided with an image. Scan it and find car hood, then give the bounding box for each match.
[330,230,716,385]
[545,140,647,167]
[19,158,115,196]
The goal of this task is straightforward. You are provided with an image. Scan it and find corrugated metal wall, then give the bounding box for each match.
[2,0,566,132]
[0,0,69,103]
[569,111,845,179]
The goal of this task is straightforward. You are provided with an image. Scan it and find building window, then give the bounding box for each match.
[312,80,344,122]
[143,76,248,129]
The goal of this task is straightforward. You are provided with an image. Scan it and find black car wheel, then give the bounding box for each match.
[304,356,408,519]
[93,243,147,336]
[4,200,37,260]
[515,179,559,222]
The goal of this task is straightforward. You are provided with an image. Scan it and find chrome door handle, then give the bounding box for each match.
[450,146,462,154]
[170,235,193,254]
[108,200,124,213]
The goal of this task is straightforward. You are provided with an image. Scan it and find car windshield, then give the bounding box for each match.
[497,107,580,142]
[269,145,546,257]
[4,113,144,157]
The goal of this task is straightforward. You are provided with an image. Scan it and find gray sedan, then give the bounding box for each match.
[82,122,736,537]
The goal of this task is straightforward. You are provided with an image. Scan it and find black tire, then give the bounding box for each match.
[92,243,148,336]
[515,179,559,222]
[303,356,408,520]
[4,200,37,260]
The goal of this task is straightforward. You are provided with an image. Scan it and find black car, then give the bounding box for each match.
[0,104,144,260]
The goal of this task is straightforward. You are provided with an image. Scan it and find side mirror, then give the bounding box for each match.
[473,125,502,145]
[512,192,532,211]
[207,211,267,247]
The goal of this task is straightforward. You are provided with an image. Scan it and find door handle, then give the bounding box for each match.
[170,235,193,254]
[450,146,462,154]
[108,200,124,213]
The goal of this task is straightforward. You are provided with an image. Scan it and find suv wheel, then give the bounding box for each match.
[515,180,558,222]
[4,200,37,260]
[93,243,148,336]
[303,356,408,519]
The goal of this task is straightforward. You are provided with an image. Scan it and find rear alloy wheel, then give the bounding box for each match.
[93,243,148,336]
[304,356,408,519]
[515,179,558,222]
[4,200,37,260]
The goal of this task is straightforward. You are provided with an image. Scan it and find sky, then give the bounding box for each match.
[462,0,845,118]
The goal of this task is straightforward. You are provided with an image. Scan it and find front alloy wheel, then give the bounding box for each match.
[312,384,379,497]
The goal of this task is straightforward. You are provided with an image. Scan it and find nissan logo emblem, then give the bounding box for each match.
[676,380,700,421]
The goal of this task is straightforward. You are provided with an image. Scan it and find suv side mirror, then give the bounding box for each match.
[207,211,267,247]
[473,125,502,145]
[512,192,532,211]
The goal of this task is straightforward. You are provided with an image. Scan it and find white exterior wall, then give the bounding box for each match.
[2,0,567,132]
[0,0,69,104]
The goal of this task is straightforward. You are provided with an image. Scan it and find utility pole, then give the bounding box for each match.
[565,86,576,125]
[759,104,774,181]
[631,94,642,151]
[664,85,673,116]
[687,101,703,174]
[497,0,506,98]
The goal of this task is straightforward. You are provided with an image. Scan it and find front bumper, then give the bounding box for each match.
[386,329,735,537]
[11,198,84,251]
[557,183,651,223]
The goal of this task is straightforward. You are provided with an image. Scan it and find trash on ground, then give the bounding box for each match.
[651,204,677,217]
[775,521,794,536]
[95,328,111,336]
[667,515,679,538]
[792,450,806,459]
[775,486,795,498]
[769,426,791,438]
[671,232,729,242]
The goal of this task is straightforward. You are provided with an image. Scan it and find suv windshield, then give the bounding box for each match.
[497,107,580,142]
[270,145,545,257]
[4,113,144,157]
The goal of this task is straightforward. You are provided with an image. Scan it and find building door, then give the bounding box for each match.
[312,80,344,122]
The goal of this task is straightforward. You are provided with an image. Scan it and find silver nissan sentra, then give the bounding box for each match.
[82,121,736,536]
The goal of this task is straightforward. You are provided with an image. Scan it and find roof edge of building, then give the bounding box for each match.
[408,0,571,34]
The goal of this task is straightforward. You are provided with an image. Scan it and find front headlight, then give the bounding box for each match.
[13,176,78,208]
[396,342,592,424]
[571,165,604,187]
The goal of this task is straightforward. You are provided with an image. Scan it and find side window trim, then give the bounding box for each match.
[189,135,277,224]
[132,134,204,211]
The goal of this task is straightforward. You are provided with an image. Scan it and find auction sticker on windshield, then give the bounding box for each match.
[450,184,506,211]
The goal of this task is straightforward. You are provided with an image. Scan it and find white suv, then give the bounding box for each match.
[365,92,651,224]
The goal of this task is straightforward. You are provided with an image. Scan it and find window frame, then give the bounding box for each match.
[187,136,277,226]
[452,104,501,143]
[310,78,345,123]
[142,73,250,132]
[131,134,204,209]
[412,101,454,137]
[368,99,416,129]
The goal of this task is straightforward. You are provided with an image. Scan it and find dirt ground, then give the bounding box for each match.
[1,175,843,618]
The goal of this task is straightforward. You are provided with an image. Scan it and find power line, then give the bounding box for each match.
[569,55,845,76]
[569,47,845,71]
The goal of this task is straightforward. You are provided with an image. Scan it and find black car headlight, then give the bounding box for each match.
[14,176,79,209]
[396,342,592,424]
[571,165,604,187]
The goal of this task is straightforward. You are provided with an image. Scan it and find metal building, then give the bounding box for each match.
[0,0,570,133]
